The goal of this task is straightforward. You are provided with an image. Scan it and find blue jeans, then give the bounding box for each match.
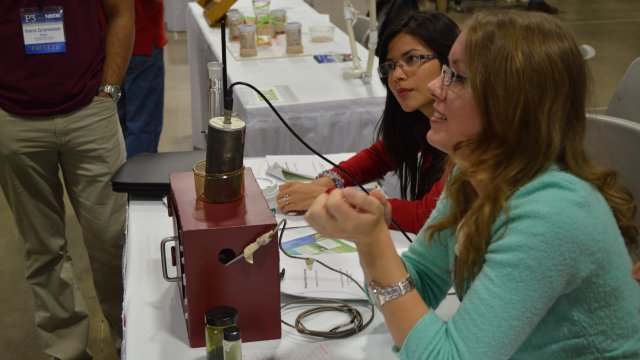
[117,46,164,158]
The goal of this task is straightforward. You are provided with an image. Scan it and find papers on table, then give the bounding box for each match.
[275,210,308,229]
[279,231,408,300]
[280,251,368,300]
[265,153,352,228]
[265,153,353,181]
[262,153,380,228]
[281,232,356,256]
[266,153,379,191]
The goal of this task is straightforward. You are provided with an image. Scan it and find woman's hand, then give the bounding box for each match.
[370,188,392,226]
[277,177,334,213]
[304,187,389,247]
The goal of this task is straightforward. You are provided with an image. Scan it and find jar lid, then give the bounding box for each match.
[223,326,242,341]
[255,176,278,196]
[205,306,238,327]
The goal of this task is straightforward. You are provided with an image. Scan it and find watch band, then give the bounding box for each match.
[368,274,415,309]
[98,84,121,102]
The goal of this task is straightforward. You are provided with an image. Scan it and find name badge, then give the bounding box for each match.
[20,7,66,55]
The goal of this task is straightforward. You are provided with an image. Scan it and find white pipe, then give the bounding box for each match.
[362,0,377,84]
[343,0,362,76]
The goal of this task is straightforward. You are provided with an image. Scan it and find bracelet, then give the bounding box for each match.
[316,170,345,189]
[367,274,415,309]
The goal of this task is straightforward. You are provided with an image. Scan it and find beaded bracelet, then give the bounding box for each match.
[316,169,345,189]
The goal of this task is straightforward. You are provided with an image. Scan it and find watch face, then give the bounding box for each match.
[112,86,121,102]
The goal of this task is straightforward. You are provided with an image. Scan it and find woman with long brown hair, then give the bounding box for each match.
[305,10,640,359]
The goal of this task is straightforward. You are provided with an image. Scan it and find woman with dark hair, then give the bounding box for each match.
[277,12,459,233]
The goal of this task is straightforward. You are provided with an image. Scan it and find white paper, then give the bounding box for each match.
[266,153,354,181]
[280,252,367,300]
[275,210,308,228]
[244,343,335,360]
[280,246,409,301]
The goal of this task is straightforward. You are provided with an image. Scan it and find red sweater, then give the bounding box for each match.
[331,140,445,234]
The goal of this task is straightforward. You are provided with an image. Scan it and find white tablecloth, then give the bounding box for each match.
[122,158,460,359]
[186,0,387,156]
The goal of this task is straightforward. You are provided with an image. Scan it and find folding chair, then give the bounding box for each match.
[606,57,640,124]
[584,113,640,228]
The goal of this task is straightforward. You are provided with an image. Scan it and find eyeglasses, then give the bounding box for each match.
[378,53,438,78]
[441,64,467,87]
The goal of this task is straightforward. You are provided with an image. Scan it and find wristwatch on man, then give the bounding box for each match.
[98,84,122,102]
[367,274,415,309]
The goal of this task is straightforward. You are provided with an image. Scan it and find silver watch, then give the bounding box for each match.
[98,84,122,102]
[368,274,415,309]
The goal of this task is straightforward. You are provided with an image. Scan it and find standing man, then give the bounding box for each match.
[0,1,133,359]
[118,0,168,158]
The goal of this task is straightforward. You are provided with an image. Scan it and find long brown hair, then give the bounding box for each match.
[426,10,638,293]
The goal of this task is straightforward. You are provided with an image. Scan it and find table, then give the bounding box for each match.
[186,0,387,156]
[122,158,459,359]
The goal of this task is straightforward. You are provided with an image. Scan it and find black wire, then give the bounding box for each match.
[277,219,375,339]
[230,81,413,243]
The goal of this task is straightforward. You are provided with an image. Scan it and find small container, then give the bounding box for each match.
[285,22,303,54]
[239,24,258,57]
[252,0,271,17]
[255,176,278,212]
[256,14,275,46]
[243,15,256,25]
[205,306,238,360]
[309,24,334,43]
[222,326,242,360]
[270,9,286,34]
[193,160,245,203]
[227,11,244,41]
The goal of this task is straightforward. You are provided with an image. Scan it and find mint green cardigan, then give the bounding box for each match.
[399,167,640,359]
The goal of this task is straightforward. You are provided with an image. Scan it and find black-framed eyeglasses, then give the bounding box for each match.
[441,64,468,87]
[378,53,438,78]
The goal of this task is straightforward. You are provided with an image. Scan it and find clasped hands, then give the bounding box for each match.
[304,187,392,247]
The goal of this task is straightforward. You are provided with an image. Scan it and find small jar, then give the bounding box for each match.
[205,306,238,360]
[285,22,303,54]
[222,326,242,360]
[239,24,258,57]
[270,9,286,34]
[256,14,275,46]
[255,176,278,212]
[227,11,244,41]
[252,0,271,17]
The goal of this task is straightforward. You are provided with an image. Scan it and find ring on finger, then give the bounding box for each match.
[284,194,289,206]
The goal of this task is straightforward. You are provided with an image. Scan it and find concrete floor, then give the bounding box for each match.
[1,1,639,359]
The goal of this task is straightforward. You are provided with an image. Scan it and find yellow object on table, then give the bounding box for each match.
[204,0,238,26]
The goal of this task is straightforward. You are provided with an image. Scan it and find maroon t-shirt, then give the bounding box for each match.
[0,1,105,116]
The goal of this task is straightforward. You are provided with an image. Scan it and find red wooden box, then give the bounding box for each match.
[167,168,280,347]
